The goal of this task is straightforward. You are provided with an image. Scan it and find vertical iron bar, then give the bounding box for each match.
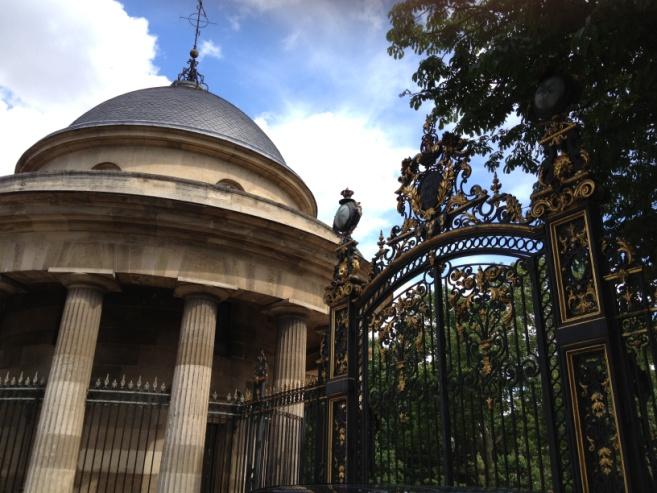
[129,402,146,493]
[498,377,510,484]
[510,273,533,490]
[383,314,393,484]
[0,394,19,478]
[120,400,137,493]
[5,397,25,490]
[434,265,453,485]
[477,379,489,486]
[519,271,547,490]
[529,256,564,493]
[145,401,163,493]
[87,400,107,493]
[21,395,40,487]
[488,396,498,487]
[419,280,433,484]
[112,401,128,493]
[495,273,520,488]
[78,397,97,491]
[426,277,441,483]
[102,401,121,493]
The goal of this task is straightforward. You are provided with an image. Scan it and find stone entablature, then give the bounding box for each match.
[0,170,336,315]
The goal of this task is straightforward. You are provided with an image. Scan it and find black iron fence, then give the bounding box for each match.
[74,376,169,493]
[0,372,44,493]
[202,384,326,493]
[0,371,325,493]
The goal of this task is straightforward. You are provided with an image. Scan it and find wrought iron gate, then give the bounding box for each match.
[322,118,657,492]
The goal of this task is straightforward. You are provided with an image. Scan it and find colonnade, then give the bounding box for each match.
[15,273,309,493]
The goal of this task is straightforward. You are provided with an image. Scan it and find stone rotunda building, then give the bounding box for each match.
[0,75,337,492]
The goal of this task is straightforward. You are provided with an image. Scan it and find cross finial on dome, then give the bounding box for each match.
[173,0,212,90]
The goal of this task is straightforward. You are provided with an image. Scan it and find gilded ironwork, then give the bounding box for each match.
[328,398,347,484]
[369,283,431,395]
[365,257,561,489]
[567,346,627,492]
[317,327,330,383]
[530,119,594,219]
[372,120,528,274]
[550,211,601,323]
[320,88,657,490]
[324,237,365,305]
[448,264,520,380]
[331,307,349,378]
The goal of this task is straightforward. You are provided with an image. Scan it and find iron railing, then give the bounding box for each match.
[74,376,169,493]
[0,372,44,493]
[0,371,326,493]
[202,384,326,492]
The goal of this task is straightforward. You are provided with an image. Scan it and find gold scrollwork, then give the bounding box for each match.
[449,265,517,378]
[550,211,601,323]
[530,177,595,219]
[566,345,628,492]
[530,118,595,220]
[369,284,430,396]
[325,238,366,305]
[371,121,529,273]
[327,397,348,484]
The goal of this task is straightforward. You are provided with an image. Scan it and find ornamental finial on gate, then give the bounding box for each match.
[332,188,362,240]
[528,119,595,219]
[529,74,595,219]
[325,189,365,305]
[371,117,527,276]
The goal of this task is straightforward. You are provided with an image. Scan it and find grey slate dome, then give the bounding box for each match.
[68,85,287,168]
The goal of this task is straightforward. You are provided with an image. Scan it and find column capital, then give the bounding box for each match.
[265,299,311,321]
[53,271,120,293]
[174,281,235,302]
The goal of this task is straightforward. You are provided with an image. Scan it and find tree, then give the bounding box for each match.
[386,0,657,266]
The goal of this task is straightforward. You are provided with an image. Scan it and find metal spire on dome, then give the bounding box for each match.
[173,0,212,90]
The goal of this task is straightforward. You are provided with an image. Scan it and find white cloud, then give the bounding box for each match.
[227,15,241,31]
[199,39,223,60]
[256,109,417,258]
[236,0,304,12]
[282,31,301,51]
[0,0,169,176]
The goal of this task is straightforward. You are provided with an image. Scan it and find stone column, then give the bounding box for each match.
[269,304,308,486]
[157,285,227,493]
[24,274,115,493]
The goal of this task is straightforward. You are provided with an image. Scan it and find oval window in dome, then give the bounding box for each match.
[92,162,121,171]
[216,179,244,192]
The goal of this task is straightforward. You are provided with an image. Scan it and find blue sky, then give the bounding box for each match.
[0,0,536,258]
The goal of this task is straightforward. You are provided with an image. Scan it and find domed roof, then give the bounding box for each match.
[68,84,287,168]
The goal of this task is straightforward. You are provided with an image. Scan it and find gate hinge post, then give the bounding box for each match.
[323,189,369,486]
[533,116,647,493]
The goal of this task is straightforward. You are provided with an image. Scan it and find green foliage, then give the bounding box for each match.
[387,0,657,265]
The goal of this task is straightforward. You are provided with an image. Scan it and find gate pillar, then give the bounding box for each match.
[323,189,365,485]
[532,119,646,492]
